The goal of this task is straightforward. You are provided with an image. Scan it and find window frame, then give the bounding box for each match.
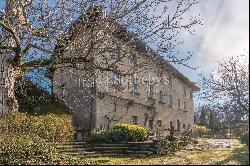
[112,72,121,85]
[147,83,154,98]
[169,95,173,106]
[184,101,187,111]
[177,99,181,108]
[62,84,67,99]
[159,90,164,102]
[190,89,193,99]
[131,115,138,125]
[129,78,138,93]
[149,117,154,129]
[111,47,121,60]
[183,86,187,97]
[168,76,173,87]
[128,55,137,66]
[157,120,162,127]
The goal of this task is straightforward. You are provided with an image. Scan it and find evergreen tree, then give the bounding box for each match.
[209,110,215,131]
[200,106,207,126]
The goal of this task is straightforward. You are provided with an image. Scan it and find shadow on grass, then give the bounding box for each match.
[93,155,151,164]
[95,159,111,164]
[214,146,249,165]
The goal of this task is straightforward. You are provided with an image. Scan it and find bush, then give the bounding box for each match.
[192,125,211,138]
[113,124,149,142]
[90,124,149,143]
[154,136,195,155]
[90,129,111,143]
[0,111,74,142]
[0,134,93,165]
[240,132,249,145]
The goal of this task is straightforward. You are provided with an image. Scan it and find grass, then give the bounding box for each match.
[87,140,249,165]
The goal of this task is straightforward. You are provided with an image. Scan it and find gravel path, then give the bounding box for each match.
[185,139,238,151]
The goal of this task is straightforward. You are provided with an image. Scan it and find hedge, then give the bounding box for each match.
[0,134,93,165]
[0,111,74,142]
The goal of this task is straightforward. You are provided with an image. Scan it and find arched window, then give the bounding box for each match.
[177,119,181,130]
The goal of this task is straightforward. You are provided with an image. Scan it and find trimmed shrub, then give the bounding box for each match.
[90,124,149,143]
[0,111,74,142]
[0,134,93,165]
[113,124,149,142]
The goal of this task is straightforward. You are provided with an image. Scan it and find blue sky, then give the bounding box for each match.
[1,0,249,88]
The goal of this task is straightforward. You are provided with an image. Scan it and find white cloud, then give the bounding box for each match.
[174,0,249,82]
[197,0,249,71]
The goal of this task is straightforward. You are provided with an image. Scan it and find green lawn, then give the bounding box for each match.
[86,140,249,165]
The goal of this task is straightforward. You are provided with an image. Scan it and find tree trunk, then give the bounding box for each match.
[0,61,20,116]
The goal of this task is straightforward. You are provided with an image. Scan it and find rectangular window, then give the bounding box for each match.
[111,48,120,59]
[112,72,121,85]
[131,116,138,125]
[169,76,173,87]
[0,66,4,78]
[159,90,164,102]
[183,86,187,97]
[184,101,187,111]
[169,95,173,106]
[177,99,181,108]
[157,70,163,83]
[147,83,153,98]
[62,85,67,99]
[128,55,137,66]
[149,118,154,129]
[157,120,162,127]
[129,78,137,93]
[190,90,193,99]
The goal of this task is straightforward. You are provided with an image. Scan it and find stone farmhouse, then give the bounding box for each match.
[52,6,199,139]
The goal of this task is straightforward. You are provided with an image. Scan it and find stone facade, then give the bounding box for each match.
[52,17,199,140]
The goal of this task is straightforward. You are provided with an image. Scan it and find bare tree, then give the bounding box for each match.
[199,55,249,123]
[0,0,202,115]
